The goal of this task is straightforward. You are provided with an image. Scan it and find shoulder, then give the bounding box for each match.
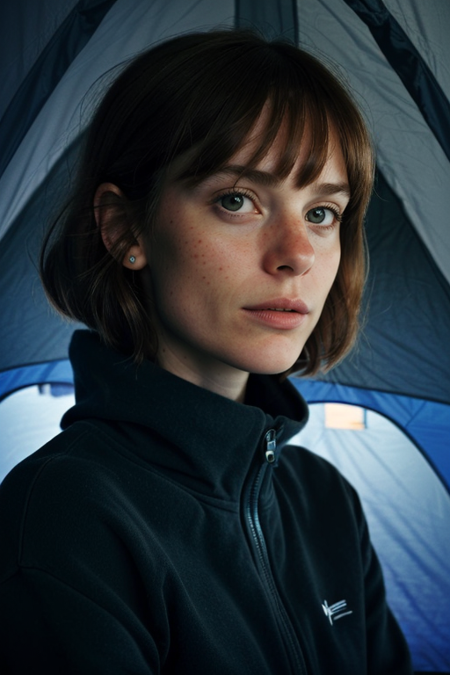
[0,421,135,578]
[0,420,118,514]
[277,443,365,531]
[281,442,356,494]
[0,415,140,492]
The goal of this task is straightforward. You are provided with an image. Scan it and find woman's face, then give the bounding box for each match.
[141,124,349,396]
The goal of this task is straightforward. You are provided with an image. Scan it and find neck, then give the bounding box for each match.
[156,347,249,402]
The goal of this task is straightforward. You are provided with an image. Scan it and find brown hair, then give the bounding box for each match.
[40,30,374,375]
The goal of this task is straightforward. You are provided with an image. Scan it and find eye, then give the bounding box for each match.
[218,191,255,213]
[305,206,341,226]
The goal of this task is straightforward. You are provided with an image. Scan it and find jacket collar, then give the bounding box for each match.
[62,331,309,501]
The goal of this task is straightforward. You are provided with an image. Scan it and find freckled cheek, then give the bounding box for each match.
[155,216,242,288]
[184,239,234,277]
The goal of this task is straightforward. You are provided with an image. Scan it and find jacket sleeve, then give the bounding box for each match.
[353,488,413,675]
[0,566,161,674]
[0,452,164,675]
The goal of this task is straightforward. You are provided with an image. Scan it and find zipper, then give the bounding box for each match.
[264,428,277,464]
[244,428,307,675]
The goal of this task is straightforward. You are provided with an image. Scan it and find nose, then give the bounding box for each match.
[263,212,315,276]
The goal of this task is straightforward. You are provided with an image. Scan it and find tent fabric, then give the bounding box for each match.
[0,360,74,403]
[0,0,78,121]
[0,0,117,179]
[385,0,450,95]
[296,380,450,494]
[343,0,450,163]
[236,0,298,41]
[1,0,449,670]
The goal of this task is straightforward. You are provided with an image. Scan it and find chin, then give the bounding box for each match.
[230,351,301,377]
[249,363,297,377]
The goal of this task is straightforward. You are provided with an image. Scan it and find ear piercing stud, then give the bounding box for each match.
[129,255,136,264]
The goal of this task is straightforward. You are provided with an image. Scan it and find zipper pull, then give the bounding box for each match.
[264,429,277,464]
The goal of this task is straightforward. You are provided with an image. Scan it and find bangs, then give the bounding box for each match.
[168,37,371,206]
[174,57,330,188]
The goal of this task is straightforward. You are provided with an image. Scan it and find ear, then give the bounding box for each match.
[94,182,147,270]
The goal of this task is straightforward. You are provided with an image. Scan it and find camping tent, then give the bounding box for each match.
[0,0,449,671]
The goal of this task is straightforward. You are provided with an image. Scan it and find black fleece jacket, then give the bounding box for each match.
[0,330,412,674]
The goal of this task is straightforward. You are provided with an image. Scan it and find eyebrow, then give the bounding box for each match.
[216,164,351,198]
[219,165,281,187]
[314,182,351,199]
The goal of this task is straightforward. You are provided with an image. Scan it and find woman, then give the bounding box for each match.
[0,30,412,674]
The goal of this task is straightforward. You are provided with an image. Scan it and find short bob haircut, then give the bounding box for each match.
[40,30,374,376]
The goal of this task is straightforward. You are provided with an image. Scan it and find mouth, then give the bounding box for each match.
[244,299,309,314]
[242,299,310,329]
[265,308,296,312]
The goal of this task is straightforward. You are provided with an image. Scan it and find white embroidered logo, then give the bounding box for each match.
[322,599,353,625]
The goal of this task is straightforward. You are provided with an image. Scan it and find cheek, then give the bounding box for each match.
[177,228,251,289]
[184,236,218,281]
[150,225,232,296]
[317,243,341,294]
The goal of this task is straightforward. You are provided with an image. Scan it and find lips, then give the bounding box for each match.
[242,298,310,330]
[244,298,309,314]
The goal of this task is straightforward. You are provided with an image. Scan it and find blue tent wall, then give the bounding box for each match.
[0,361,73,403]
[297,382,450,491]
[1,0,449,671]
